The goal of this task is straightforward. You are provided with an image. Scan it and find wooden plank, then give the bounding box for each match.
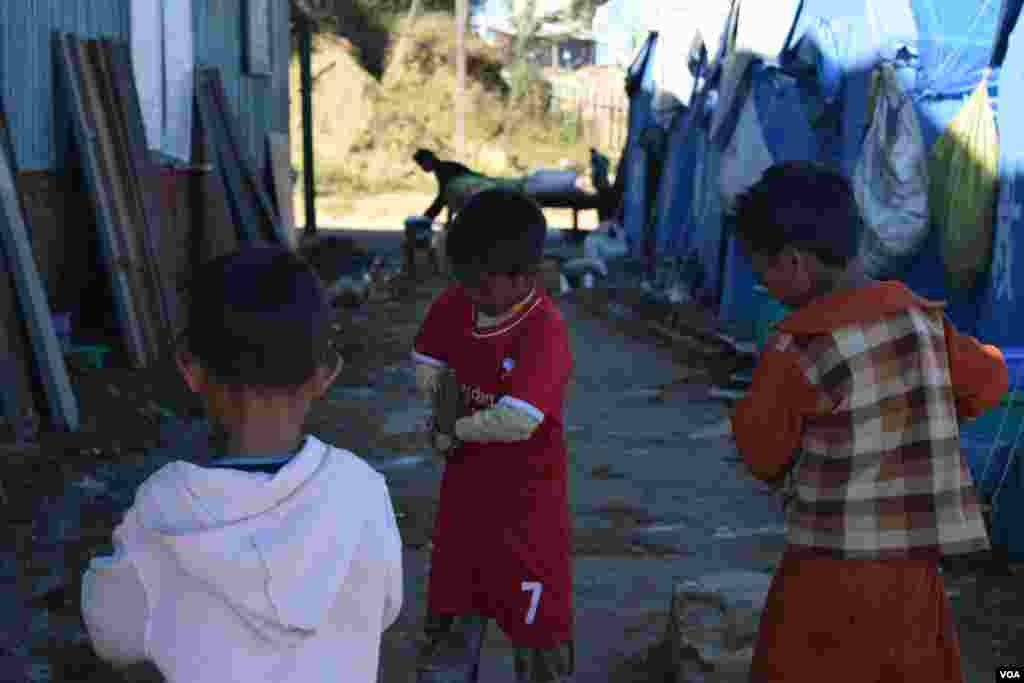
[86,39,164,362]
[193,107,240,264]
[267,132,296,249]
[56,32,148,368]
[0,98,79,432]
[0,107,42,437]
[195,69,262,243]
[206,70,285,244]
[78,38,160,364]
[105,39,177,338]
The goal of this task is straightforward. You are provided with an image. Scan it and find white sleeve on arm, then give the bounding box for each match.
[454,397,543,443]
[414,363,443,401]
[379,485,404,631]
[412,351,446,401]
[80,510,150,668]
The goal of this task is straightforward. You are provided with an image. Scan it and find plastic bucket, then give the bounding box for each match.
[404,216,434,247]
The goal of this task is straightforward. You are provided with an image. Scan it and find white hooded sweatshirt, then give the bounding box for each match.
[80,436,403,682]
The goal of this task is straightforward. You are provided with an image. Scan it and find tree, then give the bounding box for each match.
[568,0,605,27]
[385,0,423,76]
[455,0,468,156]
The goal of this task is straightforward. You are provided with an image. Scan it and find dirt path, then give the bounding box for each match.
[298,191,602,232]
[12,242,1021,681]
[367,280,783,682]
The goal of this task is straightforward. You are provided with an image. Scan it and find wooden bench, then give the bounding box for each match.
[403,190,605,279]
[530,190,604,235]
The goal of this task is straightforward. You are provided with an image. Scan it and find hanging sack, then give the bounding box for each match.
[930,74,999,291]
[853,63,930,277]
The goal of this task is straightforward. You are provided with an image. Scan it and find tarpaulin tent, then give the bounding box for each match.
[620,33,659,255]
[708,0,1020,338]
[652,107,699,258]
[979,0,1024,347]
[619,0,1024,339]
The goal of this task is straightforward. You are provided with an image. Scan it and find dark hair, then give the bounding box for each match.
[731,161,863,268]
[445,189,547,282]
[181,244,332,389]
[413,149,437,166]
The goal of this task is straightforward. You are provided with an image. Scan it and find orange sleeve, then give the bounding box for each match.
[943,319,1009,421]
[730,346,819,484]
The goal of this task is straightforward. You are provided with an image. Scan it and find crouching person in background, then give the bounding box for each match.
[412,190,575,682]
[729,162,1007,682]
[80,245,403,682]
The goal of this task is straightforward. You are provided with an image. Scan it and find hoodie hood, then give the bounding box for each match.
[134,436,381,647]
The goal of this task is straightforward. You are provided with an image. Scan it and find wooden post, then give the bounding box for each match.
[300,17,317,237]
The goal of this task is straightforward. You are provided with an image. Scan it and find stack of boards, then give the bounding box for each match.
[56,34,176,370]
[0,34,295,433]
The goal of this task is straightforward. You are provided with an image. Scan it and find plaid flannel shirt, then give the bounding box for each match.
[733,282,1006,560]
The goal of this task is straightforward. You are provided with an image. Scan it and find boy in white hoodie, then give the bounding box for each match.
[80,244,403,682]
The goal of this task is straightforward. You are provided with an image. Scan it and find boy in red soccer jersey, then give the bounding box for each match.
[411,189,575,683]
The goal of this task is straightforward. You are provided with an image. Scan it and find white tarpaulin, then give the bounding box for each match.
[131,0,193,162]
[650,9,701,119]
[733,0,804,61]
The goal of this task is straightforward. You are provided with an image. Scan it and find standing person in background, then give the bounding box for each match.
[729,162,1007,682]
[411,189,575,682]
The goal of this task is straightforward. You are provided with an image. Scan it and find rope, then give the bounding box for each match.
[981,367,1024,514]
[993,381,1024,511]
[979,365,1019,485]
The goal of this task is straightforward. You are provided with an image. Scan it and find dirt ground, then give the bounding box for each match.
[296,190,603,232]
[9,244,1023,681]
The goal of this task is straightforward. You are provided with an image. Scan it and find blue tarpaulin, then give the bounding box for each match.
[621,34,659,254]
[979,1,1024,345]
[621,0,1023,341]
[652,108,699,258]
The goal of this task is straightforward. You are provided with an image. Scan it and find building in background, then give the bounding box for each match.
[477,0,595,69]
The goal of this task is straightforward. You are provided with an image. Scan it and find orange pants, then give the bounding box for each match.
[751,553,963,683]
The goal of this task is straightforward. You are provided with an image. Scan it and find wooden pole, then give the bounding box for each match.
[300,17,317,237]
[455,0,468,158]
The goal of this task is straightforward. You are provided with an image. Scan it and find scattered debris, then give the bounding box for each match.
[590,464,627,480]
[709,387,748,402]
[72,476,108,497]
[654,571,773,681]
[688,420,733,441]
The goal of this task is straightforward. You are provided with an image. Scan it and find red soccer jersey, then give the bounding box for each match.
[412,284,574,649]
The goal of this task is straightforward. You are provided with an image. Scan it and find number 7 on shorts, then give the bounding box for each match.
[521,581,543,624]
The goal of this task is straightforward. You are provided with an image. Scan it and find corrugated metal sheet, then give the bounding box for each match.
[0,0,287,171]
[194,0,290,174]
[0,0,129,170]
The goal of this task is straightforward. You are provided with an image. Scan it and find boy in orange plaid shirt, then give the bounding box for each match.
[729,162,1008,682]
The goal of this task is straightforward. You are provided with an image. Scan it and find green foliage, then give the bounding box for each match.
[559,110,578,145]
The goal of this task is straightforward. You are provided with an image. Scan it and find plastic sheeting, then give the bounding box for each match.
[688,125,727,301]
[652,108,699,258]
[979,10,1024,346]
[622,33,659,253]
[719,63,819,211]
[733,0,805,61]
